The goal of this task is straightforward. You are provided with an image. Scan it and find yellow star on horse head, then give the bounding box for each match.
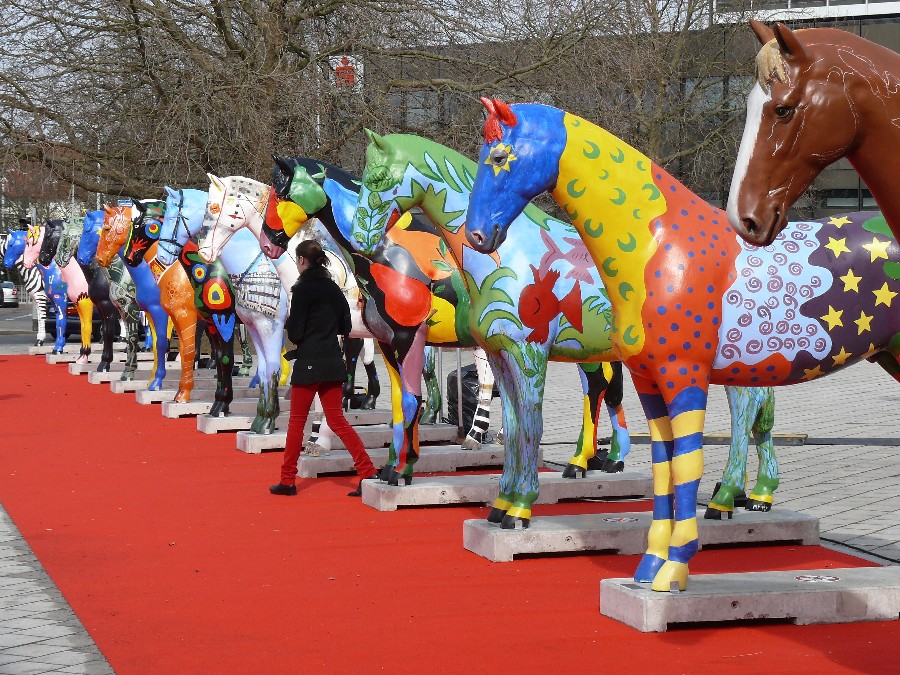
[484,143,517,176]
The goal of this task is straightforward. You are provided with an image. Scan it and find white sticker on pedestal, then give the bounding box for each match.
[603,517,639,523]
[795,575,840,583]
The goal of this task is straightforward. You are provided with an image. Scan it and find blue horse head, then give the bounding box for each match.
[466,98,565,253]
[158,187,208,266]
[4,231,26,269]
[77,210,106,266]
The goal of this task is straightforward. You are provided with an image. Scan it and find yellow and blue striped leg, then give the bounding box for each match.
[634,382,674,583]
[651,387,708,592]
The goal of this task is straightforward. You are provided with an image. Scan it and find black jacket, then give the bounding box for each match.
[286,272,352,386]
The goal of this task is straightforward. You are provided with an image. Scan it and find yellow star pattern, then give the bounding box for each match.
[873,282,898,307]
[862,237,890,262]
[825,237,850,258]
[819,306,844,330]
[485,142,517,176]
[855,310,873,334]
[839,269,862,292]
[829,216,852,228]
[831,347,853,366]
[802,365,824,380]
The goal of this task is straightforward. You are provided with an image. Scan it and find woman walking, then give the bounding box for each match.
[270,240,378,497]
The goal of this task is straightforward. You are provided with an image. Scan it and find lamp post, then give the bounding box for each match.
[0,175,6,234]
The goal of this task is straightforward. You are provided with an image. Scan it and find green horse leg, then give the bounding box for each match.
[706,386,776,519]
[237,324,253,377]
[420,346,441,425]
[747,387,778,511]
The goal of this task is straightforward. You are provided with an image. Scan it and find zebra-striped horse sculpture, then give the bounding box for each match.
[1,231,48,347]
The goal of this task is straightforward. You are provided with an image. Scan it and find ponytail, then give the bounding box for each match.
[296,239,331,280]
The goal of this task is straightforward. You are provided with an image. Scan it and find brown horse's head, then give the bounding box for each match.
[728,21,870,246]
[96,204,131,267]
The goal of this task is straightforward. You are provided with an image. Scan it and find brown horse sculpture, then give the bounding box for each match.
[727,20,900,246]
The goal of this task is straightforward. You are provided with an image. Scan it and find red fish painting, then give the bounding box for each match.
[519,265,583,343]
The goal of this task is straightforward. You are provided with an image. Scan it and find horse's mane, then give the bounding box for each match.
[756,40,787,93]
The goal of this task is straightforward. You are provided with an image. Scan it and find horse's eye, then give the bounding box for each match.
[364,166,393,192]
[774,105,793,120]
[489,147,508,166]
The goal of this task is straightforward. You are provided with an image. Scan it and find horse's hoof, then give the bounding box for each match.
[120,372,135,382]
[174,389,189,404]
[304,443,323,457]
[703,507,732,520]
[387,471,411,487]
[209,401,224,417]
[148,379,163,391]
[360,395,377,410]
[601,459,624,473]
[586,453,608,471]
[487,507,506,524]
[97,361,110,373]
[500,514,529,530]
[746,499,772,512]
[461,436,481,451]
[561,463,586,479]
[35,340,43,347]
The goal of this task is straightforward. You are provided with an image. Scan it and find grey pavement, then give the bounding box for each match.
[2,300,900,672]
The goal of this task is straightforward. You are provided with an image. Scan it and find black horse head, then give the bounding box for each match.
[38,220,63,266]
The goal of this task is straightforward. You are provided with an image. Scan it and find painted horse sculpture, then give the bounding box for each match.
[344,131,786,519]
[151,187,287,431]
[195,174,387,449]
[23,222,93,363]
[122,198,207,402]
[79,210,142,380]
[95,203,171,390]
[728,20,900,246]
[464,99,900,591]
[267,158,497,484]
[3,230,59,349]
[59,214,120,372]
[263,157,494,485]
[343,132,632,499]
[2,231,49,347]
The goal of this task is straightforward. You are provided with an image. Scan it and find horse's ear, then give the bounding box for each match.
[207,173,225,191]
[749,19,775,45]
[103,205,114,215]
[164,186,178,199]
[493,99,518,127]
[274,155,293,174]
[772,22,807,61]
[480,97,497,116]
[132,199,147,214]
[365,129,387,150]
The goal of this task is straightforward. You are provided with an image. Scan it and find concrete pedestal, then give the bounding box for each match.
[600,566,900,632]
[361,471,653,511]
[235,422,458,454]
[289,443,511,476]
[70,362,153,375]
[46,353,79,364]
[110,380,148,393]
[162,398,290,418]
[463,509,819,562]
[135,377,258,404]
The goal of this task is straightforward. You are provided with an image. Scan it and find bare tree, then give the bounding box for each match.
[0,0,618,197]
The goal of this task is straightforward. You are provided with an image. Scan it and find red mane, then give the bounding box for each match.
[480,97,518,143]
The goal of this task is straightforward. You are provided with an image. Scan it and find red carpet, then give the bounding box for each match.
[0,354,896,673]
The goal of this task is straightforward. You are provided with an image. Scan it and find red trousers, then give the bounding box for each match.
[280,381,375,484]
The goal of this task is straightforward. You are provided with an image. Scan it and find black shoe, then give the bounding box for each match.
[269,483,297,496]
[347,472,379,497]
